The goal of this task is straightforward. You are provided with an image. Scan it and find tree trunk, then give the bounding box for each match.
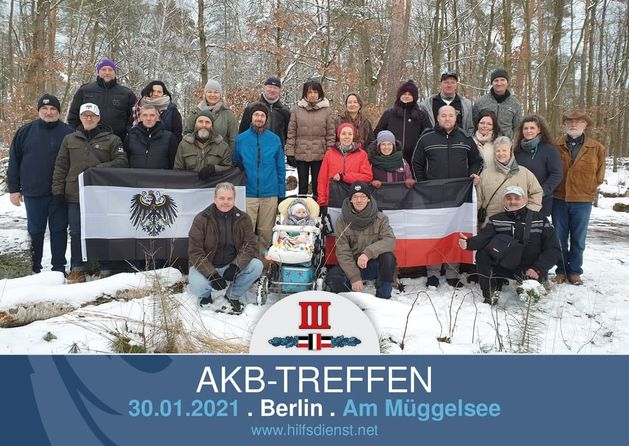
[384,0,409,104]
[198,0,208,86]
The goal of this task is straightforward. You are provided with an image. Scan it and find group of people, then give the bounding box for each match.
[7,58,606,310]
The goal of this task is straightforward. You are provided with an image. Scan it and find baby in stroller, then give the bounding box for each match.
[277,199,315,251]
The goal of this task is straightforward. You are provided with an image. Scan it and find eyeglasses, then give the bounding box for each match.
[351,195,369,201]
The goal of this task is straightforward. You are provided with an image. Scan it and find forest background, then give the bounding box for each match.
[0,0,627,165]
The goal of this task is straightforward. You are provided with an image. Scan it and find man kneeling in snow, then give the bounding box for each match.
[458,186,560,305]
[187,182,263,313]
[325,181,397,299]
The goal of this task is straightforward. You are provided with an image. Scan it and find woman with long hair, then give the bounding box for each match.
[335,93,374,149]
[513,114,563,216]
[473,110,501,170]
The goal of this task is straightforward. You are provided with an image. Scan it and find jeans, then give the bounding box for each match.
[552,198,592,275]
[325,252,396,298]
[24,195,68,273]
[67,202,85,271]
[188,259,264,301]
[296,160,322,199]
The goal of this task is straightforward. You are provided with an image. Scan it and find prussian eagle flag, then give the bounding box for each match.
[78,167,246,261]
[326,178,476,266]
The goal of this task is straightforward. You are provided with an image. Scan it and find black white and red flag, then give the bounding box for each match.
[326,178,476,267]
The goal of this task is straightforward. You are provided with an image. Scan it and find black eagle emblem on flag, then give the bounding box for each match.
[129,190,178,236]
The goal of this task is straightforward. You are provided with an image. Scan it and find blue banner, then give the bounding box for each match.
[0,355,625,445]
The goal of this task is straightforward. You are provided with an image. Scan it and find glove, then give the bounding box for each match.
[286,156,297,167]
[319,205,328,217]
[371,180,382,189]
[208,271,227,290]
[222,264,240,281]
[404,178,416,189]
[53,194,66,207]
[198,165,215,180]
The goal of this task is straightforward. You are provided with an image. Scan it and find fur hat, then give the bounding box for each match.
[204,79,222,95]
[96,58,117,73]
[490,68,510,83]
[349,181,372,200]
[396,80,419,103]
[37,94,61,112]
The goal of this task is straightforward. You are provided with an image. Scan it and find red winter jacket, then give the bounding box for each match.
[317,143,373,206]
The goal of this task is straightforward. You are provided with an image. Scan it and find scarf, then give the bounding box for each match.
[566,134,585,161]
[490,88,511,103]
[440,93,455,103]
[371,149,404,172]
[142,95,171,113]
[197,100,223,112]
[338,142,355,154]
[520,135,541,156]
[494,155,519,176]
[341,196,379,230]
[474,130,494,146]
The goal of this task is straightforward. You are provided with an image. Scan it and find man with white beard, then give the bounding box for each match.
[552,110,606,286]
[174,110,232,178]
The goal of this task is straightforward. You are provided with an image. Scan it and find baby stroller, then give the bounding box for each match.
[256,196,325,304]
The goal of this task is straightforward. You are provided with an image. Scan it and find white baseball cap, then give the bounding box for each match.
[79,103,100,116]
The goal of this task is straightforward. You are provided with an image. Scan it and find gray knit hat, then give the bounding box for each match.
[204,79,222,95]
[376,130,396,147]
[490,68,510,82]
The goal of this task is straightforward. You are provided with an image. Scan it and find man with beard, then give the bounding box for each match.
[68,58,136,141]
[324,181,397,299]
[458,186,560,305]
[52,103,128,282]
[238,77,291,147]
[233,102,285,254]
[124,105,178,169]
[174,110,232,178]
[552,110,606,286]
[8,94,74,274]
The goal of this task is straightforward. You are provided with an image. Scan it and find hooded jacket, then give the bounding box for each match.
[184,102,239,151]
[68,76,137,141]
[233,127,286,199]
[52,124,128,202]
[553,134,606,202]
[412,125,483,181]
[317,143,373,206]
[285,98,336,161]
[124,121,178,169]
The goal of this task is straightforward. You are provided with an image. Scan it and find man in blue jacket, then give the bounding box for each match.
[233,102,286,255]
[8,94,74,274]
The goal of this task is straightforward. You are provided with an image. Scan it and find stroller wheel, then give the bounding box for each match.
[257,276,268,305]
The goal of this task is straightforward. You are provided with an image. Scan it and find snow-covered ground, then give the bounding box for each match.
[1,164,628,354]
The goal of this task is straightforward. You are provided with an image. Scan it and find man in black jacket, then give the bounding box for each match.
[412,105,483,287]
[459,186,561,305]
[8,94,74,274]
[68,58,136,141]
[124,105,178,169]
[238,77,291,147]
